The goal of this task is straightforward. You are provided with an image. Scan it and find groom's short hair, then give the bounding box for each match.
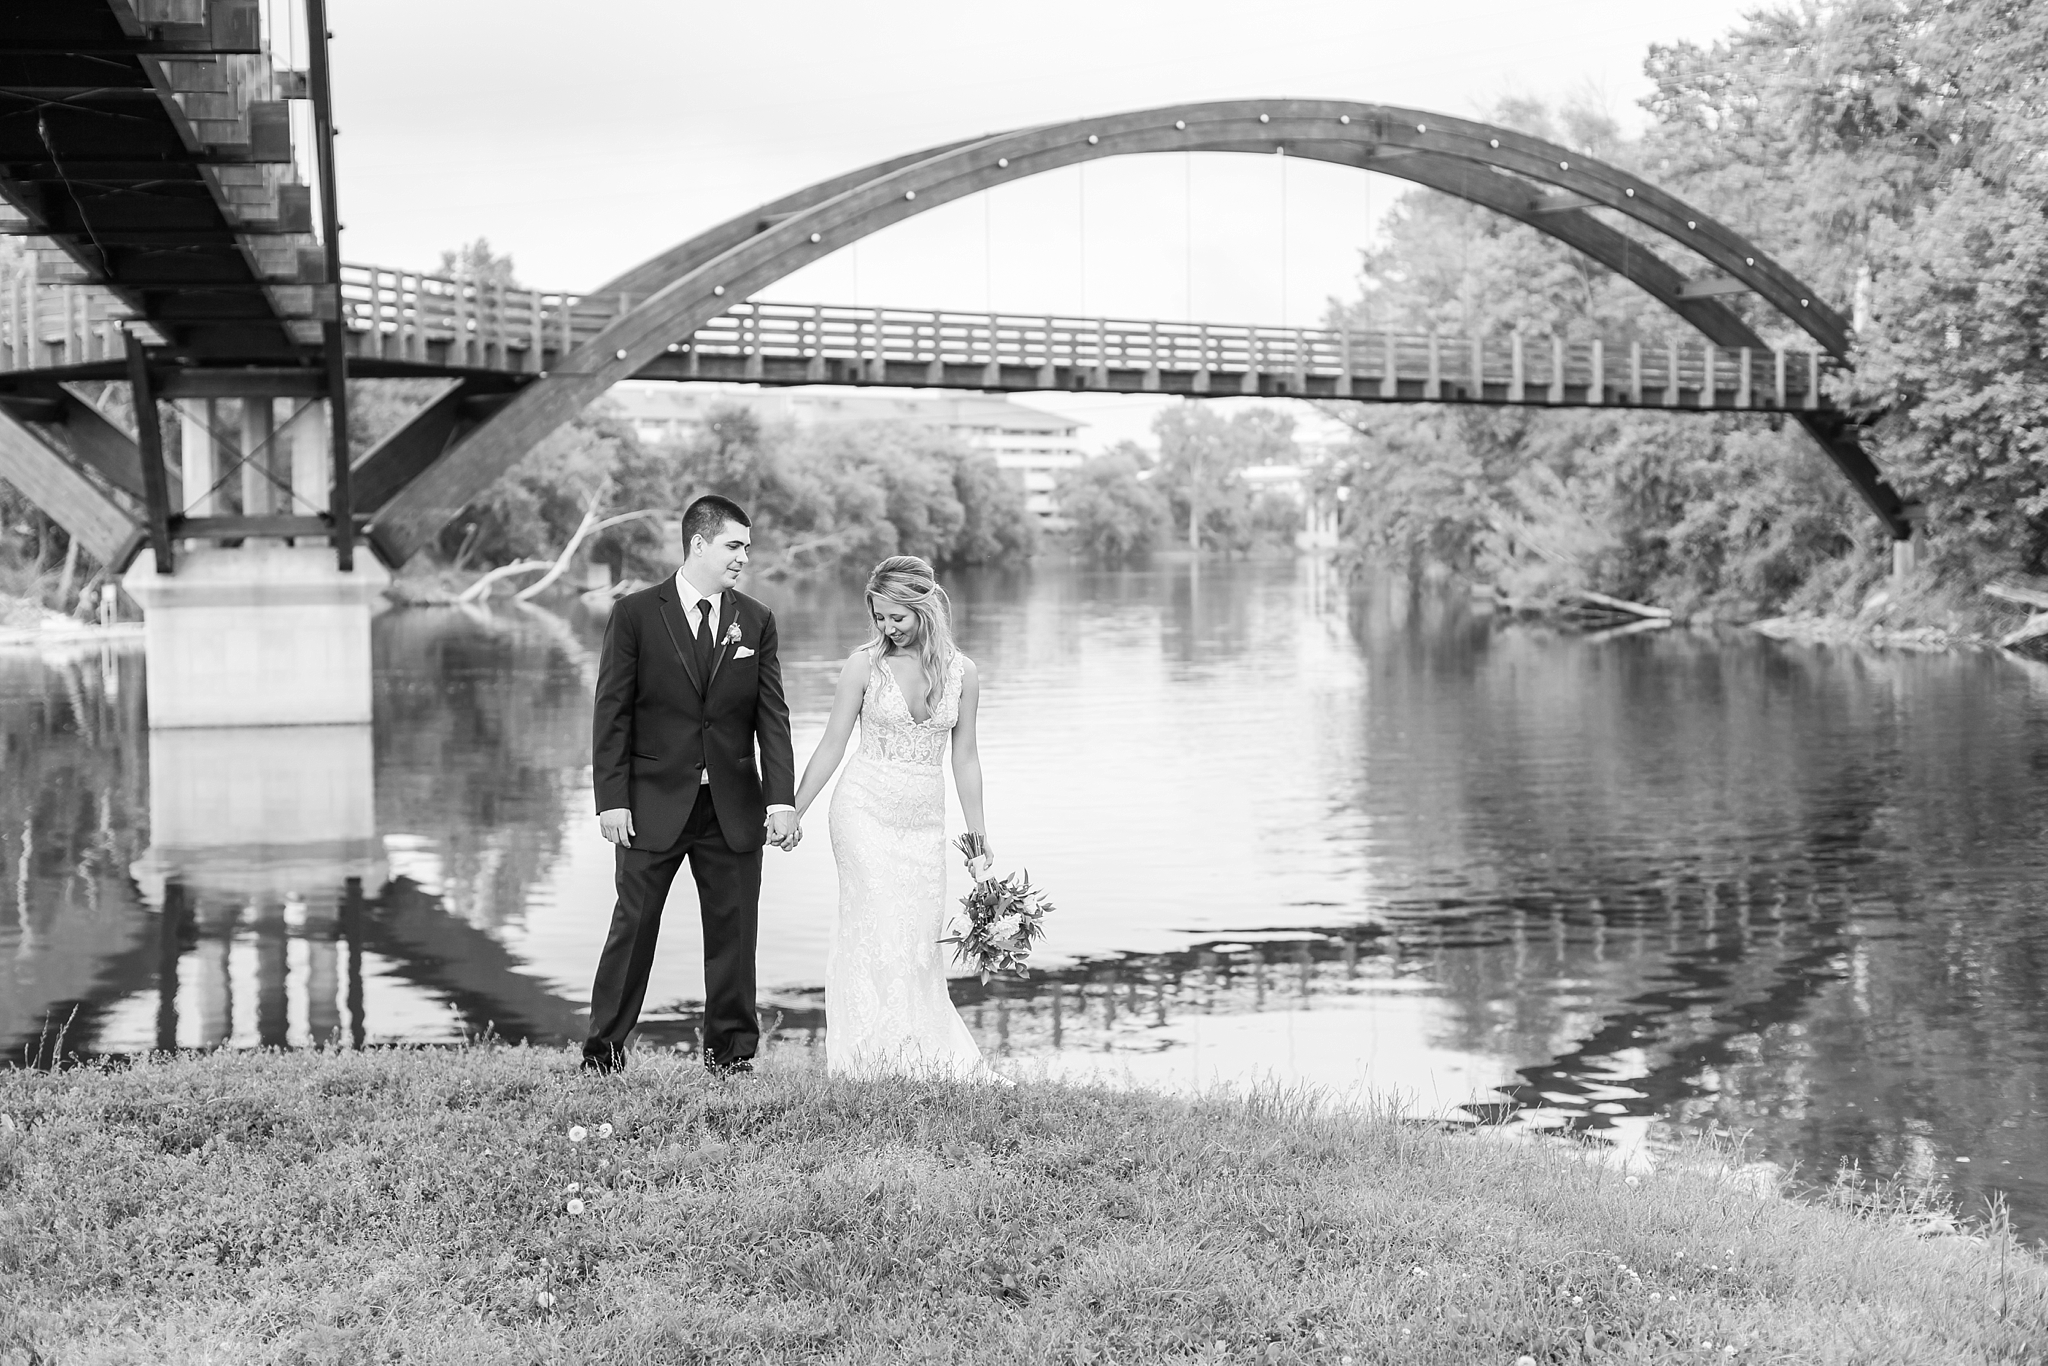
[681,495,751,555]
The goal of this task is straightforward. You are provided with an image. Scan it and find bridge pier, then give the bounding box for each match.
[123,542,387,728]
[130,723,384,1049]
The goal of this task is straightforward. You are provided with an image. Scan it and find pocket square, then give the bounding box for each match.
[733,645,756,659]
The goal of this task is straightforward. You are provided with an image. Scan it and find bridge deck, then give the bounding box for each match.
[2,264,1831,413]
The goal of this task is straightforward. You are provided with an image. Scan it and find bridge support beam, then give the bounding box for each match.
[122,542,387,728]
[1791,412,1912,542]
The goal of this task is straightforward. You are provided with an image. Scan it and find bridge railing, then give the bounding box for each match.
[0,262,1830,413]
[331,267,1827,411]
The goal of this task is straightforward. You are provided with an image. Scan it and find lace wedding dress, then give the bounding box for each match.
[826,649,993,1080]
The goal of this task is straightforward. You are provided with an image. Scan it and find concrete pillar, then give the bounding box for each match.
[177,400,217,515]
[123,542,389,727]
[1891,530,1920,583]
[239,397,277,516]
[283,397,331,516]
[306,935,342,1046]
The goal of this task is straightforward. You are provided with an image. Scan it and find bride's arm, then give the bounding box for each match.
[791,652,869,819]
[949,659,988,864]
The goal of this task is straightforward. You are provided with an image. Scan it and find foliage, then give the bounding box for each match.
[0,1049,2041,1362]
[602,404,1034,581]
[1052,444,1168,564]
[1152,404,1304,554]
[1333,0,2048,615]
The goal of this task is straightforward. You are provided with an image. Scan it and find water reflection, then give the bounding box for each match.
[3,563,2047,1235]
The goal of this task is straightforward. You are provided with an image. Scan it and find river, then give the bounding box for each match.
[4,558,2045,1234]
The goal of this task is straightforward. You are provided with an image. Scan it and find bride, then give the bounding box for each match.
[786,555,997,1080]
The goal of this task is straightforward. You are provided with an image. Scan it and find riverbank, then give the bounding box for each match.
[1,1049,2039,1364]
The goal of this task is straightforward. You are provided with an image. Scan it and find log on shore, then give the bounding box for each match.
[1564,589,1672,621]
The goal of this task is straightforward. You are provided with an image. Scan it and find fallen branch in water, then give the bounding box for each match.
[1986,581,2048,612]
[455,559,551,603]
[1565,589,1672,621]
[513,506,660,603]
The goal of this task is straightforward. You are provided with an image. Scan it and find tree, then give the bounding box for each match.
[1153,404,1300,553]
[1055,446,1168,564]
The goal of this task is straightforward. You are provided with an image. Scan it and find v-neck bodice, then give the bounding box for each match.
[855,649,966,768]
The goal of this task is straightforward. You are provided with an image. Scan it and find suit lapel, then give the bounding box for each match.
[654,584,704,695]
[706,595,738,692]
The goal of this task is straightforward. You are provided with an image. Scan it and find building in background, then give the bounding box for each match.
[604,384,1087,521]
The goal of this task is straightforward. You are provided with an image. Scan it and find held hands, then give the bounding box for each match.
[766,809,802,852]
[598,808,635,845]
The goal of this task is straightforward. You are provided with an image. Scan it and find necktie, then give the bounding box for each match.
[693,597,714,677]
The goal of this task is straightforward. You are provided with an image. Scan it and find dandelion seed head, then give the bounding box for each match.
[535,1291,555,1309]
[568,1126,587,1143]
[1625,1175,1641,1186]
[565,1183,580,1194]
[1571,1296,1583,1306]
[599,1123,614,1138]
[565,1198,585,1215]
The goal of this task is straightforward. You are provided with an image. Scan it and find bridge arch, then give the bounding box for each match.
[372,100,1883,561]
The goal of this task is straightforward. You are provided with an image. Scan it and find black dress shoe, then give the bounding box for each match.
[704,1057,755,1077]
[581,1051,623,1076]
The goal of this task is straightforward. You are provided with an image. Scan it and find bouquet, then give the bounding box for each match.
[939,832,1053,982]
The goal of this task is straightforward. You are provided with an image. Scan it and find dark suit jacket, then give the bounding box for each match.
[591,579,795,854]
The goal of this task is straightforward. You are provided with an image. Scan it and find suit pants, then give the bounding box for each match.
[584,784,762,1068]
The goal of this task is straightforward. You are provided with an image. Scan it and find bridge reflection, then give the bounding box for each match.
[1,609,593,1064]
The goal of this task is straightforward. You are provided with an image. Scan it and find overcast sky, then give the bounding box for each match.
[315,0,1764,447]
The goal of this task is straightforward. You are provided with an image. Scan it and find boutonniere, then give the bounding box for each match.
[722,622,743,649]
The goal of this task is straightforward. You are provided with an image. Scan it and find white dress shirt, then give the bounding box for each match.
[674,568,792,816]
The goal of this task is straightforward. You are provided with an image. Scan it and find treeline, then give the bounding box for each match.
[1327,1,2048,624]
[1054,405,1310,563]
[402,397,1036,585]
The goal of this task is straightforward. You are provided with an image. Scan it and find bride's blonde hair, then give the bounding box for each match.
[864,555,956,715]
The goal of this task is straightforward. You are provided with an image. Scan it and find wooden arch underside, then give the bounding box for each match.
[369,101,1903,562]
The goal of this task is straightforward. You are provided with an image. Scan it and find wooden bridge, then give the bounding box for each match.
[7,268,1834,410]
[0,1,1915,585]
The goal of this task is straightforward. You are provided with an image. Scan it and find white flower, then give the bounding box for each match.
[724,622,743,647]
[565,1183,580,1194]
[535,1291,555,1310]
[565,1198,585,1215]
[568,1125,587,1143]
[1624,1175,1640,1186]
[1570,1296,1583,1306]
[1410,1267,1428,1278]
[1649,1292,1662,1302]
[598,1123,614,1138]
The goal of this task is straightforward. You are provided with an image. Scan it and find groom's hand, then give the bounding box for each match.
[766,810,800,851]
[598,808,635,845]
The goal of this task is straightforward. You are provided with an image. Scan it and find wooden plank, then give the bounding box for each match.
[56,386,149,498]
[170,515,335,539]
[0,391,139,566]
[347,377,471,512]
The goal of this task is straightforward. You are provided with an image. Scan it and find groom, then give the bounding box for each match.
[585,494,797,1075]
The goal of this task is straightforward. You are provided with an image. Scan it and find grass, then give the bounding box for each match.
[0,1048,2041,1365]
